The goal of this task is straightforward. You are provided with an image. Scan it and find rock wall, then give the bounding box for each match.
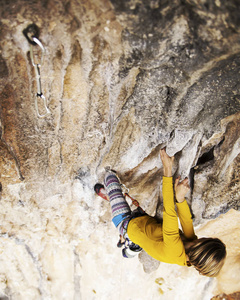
[0,0,240,299]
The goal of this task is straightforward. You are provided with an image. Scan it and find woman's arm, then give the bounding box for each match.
[160,149,182,252]
[160,148,174,177]
[174,177,197,240]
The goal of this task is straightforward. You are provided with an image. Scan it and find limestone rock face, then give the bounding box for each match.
[0,0,240,299]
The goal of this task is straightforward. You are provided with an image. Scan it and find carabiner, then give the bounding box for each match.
[121,183,130,194]
[35,93,51,118]
[30,37,45,67]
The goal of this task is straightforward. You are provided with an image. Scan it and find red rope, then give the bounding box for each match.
[124,193,140,207]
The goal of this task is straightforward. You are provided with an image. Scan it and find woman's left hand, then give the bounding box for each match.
[174,177,190,203]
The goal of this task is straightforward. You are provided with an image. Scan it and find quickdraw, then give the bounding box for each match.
[23,24,50,118]
[120,182,141,207]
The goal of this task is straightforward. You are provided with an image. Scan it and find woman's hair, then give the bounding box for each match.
[187,238,226,277]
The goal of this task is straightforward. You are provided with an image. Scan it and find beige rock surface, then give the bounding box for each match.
[0,0,240,299]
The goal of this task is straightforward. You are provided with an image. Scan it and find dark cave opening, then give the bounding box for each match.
[189,137,225,192]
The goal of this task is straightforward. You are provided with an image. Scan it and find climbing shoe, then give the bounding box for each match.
[94,183,109,201]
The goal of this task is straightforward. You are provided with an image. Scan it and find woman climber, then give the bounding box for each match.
[94,148,226,277]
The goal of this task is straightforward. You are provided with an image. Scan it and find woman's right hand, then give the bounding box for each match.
[174,177,190,203]
[160,148,174,177]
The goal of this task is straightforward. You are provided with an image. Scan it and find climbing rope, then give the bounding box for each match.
[124,192,140,207]
[120,183,143,210]
[118,182,139,207]
[23,24,50,118]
